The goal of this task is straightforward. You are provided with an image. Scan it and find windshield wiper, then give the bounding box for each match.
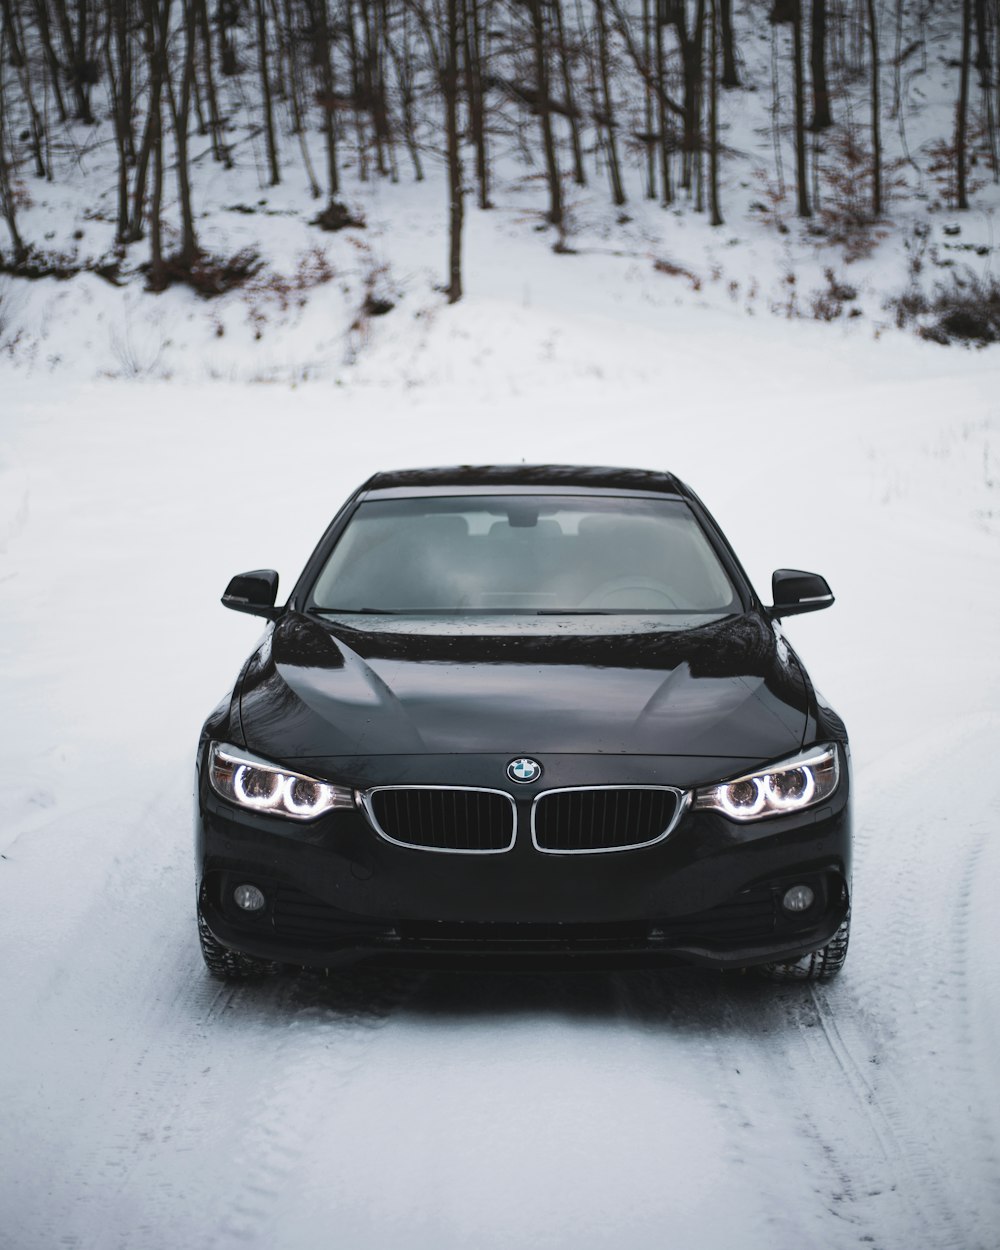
[312,607,404,615]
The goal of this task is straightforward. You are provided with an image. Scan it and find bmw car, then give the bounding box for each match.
[194,465,851,982]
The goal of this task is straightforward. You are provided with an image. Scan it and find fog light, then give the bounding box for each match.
[233,883,266,912]
[782,884,815,913]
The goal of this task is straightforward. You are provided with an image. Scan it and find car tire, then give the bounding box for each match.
[756,912,850,983]
[197,907,278,981]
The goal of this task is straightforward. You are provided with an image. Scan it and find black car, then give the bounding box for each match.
[194,465,851,983]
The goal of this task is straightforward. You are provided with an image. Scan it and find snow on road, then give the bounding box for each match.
[1,310,999,1250]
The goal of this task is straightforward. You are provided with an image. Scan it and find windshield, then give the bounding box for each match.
[308,494,742,616]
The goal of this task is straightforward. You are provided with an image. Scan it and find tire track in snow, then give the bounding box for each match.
[798,984,968,1250]
[611,970,822,1248]
[813,716,1000,1249]
[200,969,419,1250]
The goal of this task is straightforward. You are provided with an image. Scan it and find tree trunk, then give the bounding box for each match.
[195,0,228,165]
[671,0,704,196]
[30,0,68,122]
[655,1,671,204]
[281,0,320,195]
[315,0,341,197]
[554,0,585,186]
[105,0,131,240]
[530,0,562,226]
[168,0,200,266]
[148,84,166,286]
[595,0,625,204]
[464,0,490,206]
[445,0,463,300]
[708,0,722,224]
[50,0,95,122]
[809,0,832,129]
[866,0,881,216]
[345,0,368,180]
[255,0,281,185]
[719,0,738,87]
[956,0,971,209]
[9,0,48,178]
[792,1,810,216]
[358,0,388,176]
[2,0,24,66]
[135,0,171,249]
[0,49,29,263]
[385,7,422,182]
[642,0,655,196]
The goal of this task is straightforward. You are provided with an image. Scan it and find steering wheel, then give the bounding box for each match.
[577,577,683,610]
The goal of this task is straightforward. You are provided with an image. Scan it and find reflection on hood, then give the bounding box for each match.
[238,610,813,762]
[285,610,787,680]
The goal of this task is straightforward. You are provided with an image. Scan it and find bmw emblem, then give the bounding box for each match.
[507,757,542,784]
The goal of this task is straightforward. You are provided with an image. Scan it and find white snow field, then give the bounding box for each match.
[2,296,1000,1250]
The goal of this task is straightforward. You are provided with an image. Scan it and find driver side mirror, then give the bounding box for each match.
[769,568,834,619]
[222,569,280,619]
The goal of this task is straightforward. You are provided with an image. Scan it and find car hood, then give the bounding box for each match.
[237,612,813,763]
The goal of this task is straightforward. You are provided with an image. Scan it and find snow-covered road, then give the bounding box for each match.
[2,317,999,1249]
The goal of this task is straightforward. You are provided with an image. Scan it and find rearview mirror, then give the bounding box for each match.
[222,569,280,619]
[769,569,834,619]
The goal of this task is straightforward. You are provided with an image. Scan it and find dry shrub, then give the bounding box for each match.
[311,201,366,232]
[889,267,1000,346]
[0,247,123,283]
[815,128,898,261]
[652,257,701,291]
[924,130,989,210]
[810,268,860,320]
[153,248,263,296]
[242,247,337,338]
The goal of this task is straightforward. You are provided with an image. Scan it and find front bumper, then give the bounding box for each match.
[195,748,851,971]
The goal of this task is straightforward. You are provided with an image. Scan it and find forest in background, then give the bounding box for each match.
[0,0,997,341]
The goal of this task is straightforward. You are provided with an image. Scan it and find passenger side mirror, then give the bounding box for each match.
[222,569,280,619]
[769,569,834,619]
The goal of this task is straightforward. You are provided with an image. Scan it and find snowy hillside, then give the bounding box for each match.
[1,0,1000,377]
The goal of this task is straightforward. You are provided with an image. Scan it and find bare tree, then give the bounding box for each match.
[708,0,722,223]
[464,0,492,205]
[594,0,625,204]
[446,0,464,298]
[555,0,586,185]
[529,0,563,226]
[719,0,738,86]
[141,0,172,286]
[770,0,810,217]
[809,0,832,130]
[0,32,29,263]
[866,0,881,216]
[957,0,972,209]
[49,0,98,122]
[255,0,281,184]
[168,0,200,267]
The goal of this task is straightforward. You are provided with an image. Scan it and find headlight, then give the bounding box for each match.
[693,745,840,822]
[208,742,355,821]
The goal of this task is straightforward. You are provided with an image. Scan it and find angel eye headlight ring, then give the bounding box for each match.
[693,746,839,823]
[208,742,355,821]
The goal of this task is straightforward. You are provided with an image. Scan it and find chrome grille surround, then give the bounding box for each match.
[530,785,690,854]
[360,785,518,854]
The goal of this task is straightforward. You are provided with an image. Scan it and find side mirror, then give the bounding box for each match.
[769,568,834,619]
[222,569,280,619]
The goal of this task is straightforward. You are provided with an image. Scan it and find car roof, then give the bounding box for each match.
[361,464,689,497]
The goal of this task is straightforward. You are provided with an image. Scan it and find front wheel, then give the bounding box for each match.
[197,907,278,981]
[756,912,850,983]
